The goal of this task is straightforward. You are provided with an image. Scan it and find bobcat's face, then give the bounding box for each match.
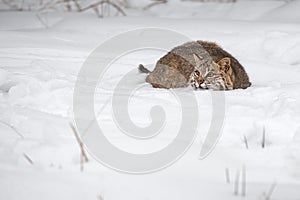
[191,56,234,90]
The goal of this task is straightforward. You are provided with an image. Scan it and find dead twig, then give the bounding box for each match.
[225,167,230,183]
[72,0,126,16]
[64,0,72,11]
[37,0,65,11]
[70,123,89,171]
[0,121,24,139]
[23,153,34,165]
[262,126,266,148]
[72,0,81,11]
[243,135,249,149]
[265,182,277,200]
[234,169,240,195]
[241,165,246,197]
[1,0,126,17]
[144,0,167,10]
[36,13,49,28]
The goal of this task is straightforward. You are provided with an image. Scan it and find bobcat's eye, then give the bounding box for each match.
[206,72,214,77]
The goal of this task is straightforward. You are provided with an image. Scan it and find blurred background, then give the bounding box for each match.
[0,0,299,21]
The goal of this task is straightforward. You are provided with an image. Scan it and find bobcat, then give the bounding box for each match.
[139,41,251,90]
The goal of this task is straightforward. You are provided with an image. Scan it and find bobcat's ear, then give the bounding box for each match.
[218,57,232,75]
[193,54,201,65]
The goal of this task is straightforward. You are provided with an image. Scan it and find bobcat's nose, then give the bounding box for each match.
[197,77,207,89]
[197,77,204,85]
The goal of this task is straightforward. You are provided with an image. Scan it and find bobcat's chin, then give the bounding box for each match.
[190,78,209,90]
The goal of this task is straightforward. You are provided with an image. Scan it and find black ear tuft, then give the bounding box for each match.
[224,65,230,72]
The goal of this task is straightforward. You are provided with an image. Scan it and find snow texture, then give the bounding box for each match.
[0,0,300,200]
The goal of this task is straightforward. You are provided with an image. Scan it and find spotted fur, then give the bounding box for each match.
[139,41,251,90]
[191,56,235,90]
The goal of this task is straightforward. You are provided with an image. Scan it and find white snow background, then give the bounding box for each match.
[0,0,300,199]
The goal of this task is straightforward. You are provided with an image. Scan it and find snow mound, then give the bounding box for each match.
[145,0,284,20]
[259,1,300,22]
[0,12,62,31]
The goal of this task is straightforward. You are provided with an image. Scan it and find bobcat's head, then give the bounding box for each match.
[191,54,234,90]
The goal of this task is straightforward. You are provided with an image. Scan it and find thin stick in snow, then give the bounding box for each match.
[70,123,89,171]
[265,182,277,200]
[36,13,49,28]
[144,0,167,10]
[93,6,101,18]
[23,153,34,165]
[0,121,24,139]
[243,135,249,149]
[262,126,266,149]
[225,168,230,184]
[241,165,246,197]
[234,169,240,195]
[73,0,126,16]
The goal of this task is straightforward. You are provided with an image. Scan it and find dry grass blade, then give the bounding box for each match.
[225,168,230,183]
[241,165,246,196]
[262,126,266,148]
[243,135,249,149]
[73,0,126,16]
[265,182,277,200]
[70,123,89,171]
[0,121,24,139]
[102,0,126,16]
[36,13,49,28]
[72,0,81,11]
[23,153,34,165]
[234,169,240,195]
[144,0,167,10]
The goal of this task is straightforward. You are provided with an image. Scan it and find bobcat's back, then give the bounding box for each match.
[146,42,212,88]
[145,41,251,89]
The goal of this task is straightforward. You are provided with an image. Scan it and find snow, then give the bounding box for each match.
[1,0,300,199]
[145,0,285,20]
[259,0,300,22]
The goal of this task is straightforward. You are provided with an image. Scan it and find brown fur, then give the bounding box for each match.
[142,41,251,90]
[196,41,251,89]
[146,52,194,88]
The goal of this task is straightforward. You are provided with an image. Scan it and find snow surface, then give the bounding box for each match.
[1,0,300,200]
